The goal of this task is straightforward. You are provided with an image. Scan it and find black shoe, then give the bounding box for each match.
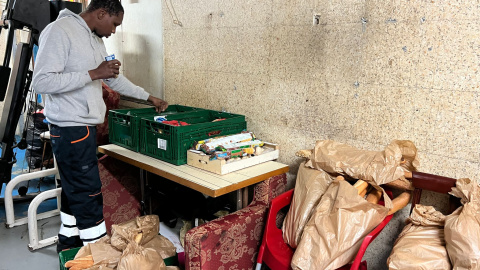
[57,235,83,254]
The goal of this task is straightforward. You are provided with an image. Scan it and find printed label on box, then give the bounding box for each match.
[158,138,167,150]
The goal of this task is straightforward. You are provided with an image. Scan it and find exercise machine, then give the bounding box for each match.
[0,0,82,189]
[0,0,82,250]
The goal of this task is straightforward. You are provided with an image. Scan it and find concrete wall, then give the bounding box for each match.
[160,1,480,269]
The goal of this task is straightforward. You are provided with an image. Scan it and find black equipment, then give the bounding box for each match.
[0,0,82,186]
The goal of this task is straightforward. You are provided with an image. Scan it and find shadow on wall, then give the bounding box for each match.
[118,34,153,90]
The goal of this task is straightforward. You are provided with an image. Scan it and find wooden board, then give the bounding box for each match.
[187,143,279,175]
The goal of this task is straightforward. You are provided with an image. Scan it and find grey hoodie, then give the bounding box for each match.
[32,9,150,127]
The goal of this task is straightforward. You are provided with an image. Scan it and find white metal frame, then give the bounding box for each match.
[4,158,61,250]
[27,186,61,250]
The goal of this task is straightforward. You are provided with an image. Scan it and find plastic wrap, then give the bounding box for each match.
[387,204,450,270]
[282,162,334,248]
[70,215,173,270]
[305,139,418,186]
[291,180,388,270]
[445,178,480,270]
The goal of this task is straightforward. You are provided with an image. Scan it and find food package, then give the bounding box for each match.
[445,178,480,269]
[194,132,257,153]
[86,266,115,270]
[291,179,388,270]
[387,204,450,270]
[143,234,177,260]
[117,242,166,270]
[305,139,419,187]
[282,162,334,248]
[111,215,160,250]
[70,215,175,270]
[72,236,121,269]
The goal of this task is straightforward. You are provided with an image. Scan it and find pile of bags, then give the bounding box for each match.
[283,139,419,269]
[388,178,480,270]
[283,139,480,270]
[64,215,179,270]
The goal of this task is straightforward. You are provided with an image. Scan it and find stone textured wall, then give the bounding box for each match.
[162,1,479,268]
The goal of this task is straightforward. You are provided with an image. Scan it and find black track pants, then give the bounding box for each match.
[50,125,106,252]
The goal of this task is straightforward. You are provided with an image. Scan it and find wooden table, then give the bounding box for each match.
[98,144,289,211]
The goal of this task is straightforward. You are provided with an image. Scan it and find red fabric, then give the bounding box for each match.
[98,155,141,235]
[185,173,287,270]
[96,82,120,146]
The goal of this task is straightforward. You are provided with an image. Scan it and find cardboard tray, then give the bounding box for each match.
[187,142,279,175]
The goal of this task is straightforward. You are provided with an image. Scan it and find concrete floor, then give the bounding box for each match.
[0,213,60,270]
[0,146,61,270]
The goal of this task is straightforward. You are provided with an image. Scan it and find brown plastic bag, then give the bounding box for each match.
[445,178,480,270]
[86,266,115,270]
[291,179,388,270]
[305,140,418,186]
[88,240,122,269]
[143,234,177,260]
[387,204,450,270]
[282,162,334,248]
[73,236,121,269]
[117,241,166,270]
[111,215,160,251]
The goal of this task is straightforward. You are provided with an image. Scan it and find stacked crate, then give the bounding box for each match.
[108,105,246,165]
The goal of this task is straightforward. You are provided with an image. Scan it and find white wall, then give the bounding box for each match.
[103,0,164,100]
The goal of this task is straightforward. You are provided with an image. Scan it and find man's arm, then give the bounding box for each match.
[32,25,92,95]
[104,73,168,112]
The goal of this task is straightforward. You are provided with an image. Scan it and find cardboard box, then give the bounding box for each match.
[187,142,279,175]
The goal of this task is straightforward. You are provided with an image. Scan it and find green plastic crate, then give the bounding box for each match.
[59,247,81,270]
[140,110,247,165]
[59,246,178,270]
[108,105,204,152]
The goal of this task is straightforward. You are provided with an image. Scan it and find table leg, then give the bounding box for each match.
[236,189,243,211]
[146,172,152,214]
[242,187,249,208]
[140,169,146,215]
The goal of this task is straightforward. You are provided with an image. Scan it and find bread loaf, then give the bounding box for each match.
[353,180,369,195]
[65,255,94,269]
[387,191,412,215]
[365,189,383,204]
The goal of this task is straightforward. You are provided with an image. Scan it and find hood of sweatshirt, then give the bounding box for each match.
[57,9,91,33]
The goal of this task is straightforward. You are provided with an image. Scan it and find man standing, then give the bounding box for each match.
[32,0,167,252]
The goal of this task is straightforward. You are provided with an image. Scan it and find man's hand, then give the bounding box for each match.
[148,95,168,112]
[88,60,121,80]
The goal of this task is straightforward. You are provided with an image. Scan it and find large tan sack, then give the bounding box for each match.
[111,215,160,250]
[445,178,480,270]
[143,234,177,259]
[282,162,334,248]
[117,242,166,270]
[387,204,450,270]
[73,236,122,269]
[291,179,388,270]
[305,140,418,186]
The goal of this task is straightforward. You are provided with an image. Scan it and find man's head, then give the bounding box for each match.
[83,0,124,38]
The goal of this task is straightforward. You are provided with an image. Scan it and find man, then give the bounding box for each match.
[32,0,167,252]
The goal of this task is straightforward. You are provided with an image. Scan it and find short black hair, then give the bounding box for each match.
[86,0,124,16]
